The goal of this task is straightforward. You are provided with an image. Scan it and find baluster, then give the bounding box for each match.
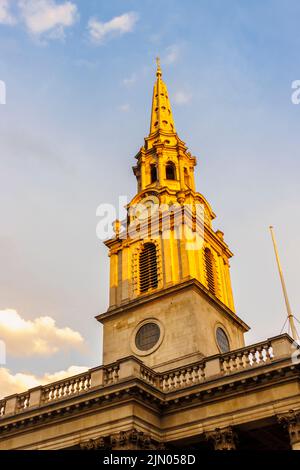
[265,345,272,362]
[73,378,80,393]
[174,371,180,388]
[200,364,206,380]
[49,386,54,401]
[159,375,164,390]
[186,367,192,384]
[252,348,257,364]
[80,376,86,391]
[181,369,187,386]
[83,375,88,390]
[237,352,244,369]
[113,365,119,382]
[57,384,62,398]
[193,365,199,383]
[169,373,175,390]
[244,349,251,368]
[231,354,238,371]
[82,375,87,391]
[258,346,265,363]
[162,375,169,391]
[55,384,60,399]
[82,376,87,391]
[61,381,66,397]
[69,380,76,396]
[223,356,231,373]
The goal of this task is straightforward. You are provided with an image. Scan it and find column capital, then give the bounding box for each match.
[205,426,237,450]
[80,436,108,450]
[110,428,156,450]
[277,409,300,448]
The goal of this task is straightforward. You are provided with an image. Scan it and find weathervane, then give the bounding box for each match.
[156,56,162,76]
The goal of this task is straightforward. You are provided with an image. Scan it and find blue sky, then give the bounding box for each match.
[0,0,300,394]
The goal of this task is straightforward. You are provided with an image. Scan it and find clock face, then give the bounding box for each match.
[133,195,159,221]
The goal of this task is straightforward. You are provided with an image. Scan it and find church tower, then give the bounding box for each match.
[97,60,249,371]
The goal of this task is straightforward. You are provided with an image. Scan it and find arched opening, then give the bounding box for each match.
[184,168,190,187]
[166,162,176,180]
[139,243,158,293]
[150,164,157,183]
[204,248,217,295]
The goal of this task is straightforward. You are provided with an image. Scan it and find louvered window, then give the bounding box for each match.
[150,164,157,183]
[139,243,158,293]
[205,248,216,295]
[166,162,176,180]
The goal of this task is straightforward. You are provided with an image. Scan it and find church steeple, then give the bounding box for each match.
[99,61,248,370]
[149,58,176,136]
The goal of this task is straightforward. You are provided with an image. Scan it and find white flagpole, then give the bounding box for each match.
[269,226,299,341]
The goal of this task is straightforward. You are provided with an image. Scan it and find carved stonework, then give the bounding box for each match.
[278,410,300,448]
[206,427,237,450]
[80,429,165,451]
[80,437,108,450]
[110,428,156,450]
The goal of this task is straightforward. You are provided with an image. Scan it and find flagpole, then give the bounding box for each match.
[269,226,299,341]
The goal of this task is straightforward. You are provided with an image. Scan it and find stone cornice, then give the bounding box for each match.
[97,278,250,332]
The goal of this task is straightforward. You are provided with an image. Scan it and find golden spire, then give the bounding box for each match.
[149,58,176,135]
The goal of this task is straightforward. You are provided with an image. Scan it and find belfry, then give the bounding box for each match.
[0,62,299,451]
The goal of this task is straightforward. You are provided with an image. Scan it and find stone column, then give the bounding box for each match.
[206,427,238,450]
[278,410,300,450]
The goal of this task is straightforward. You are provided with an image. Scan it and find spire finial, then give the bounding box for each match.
[156,57,162,77]
[149,58,176,136]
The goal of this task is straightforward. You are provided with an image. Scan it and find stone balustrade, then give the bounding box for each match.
[0,334,296,419]
[42,373,91,404]
[159,363,206,391]
[220,341,273,374]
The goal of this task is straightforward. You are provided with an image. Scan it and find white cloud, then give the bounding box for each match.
[122,73,137,87]
[163,44,181,65]
[88,11,138,44]
[118,103,130,112]
[0,0,16,25]
[173,90,192,105]
[0,365,88,398]
[0,309,84,357]
[18,0,78,38]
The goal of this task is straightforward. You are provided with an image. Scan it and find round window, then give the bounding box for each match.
[135,322,160,351]
[216,327,230,353]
